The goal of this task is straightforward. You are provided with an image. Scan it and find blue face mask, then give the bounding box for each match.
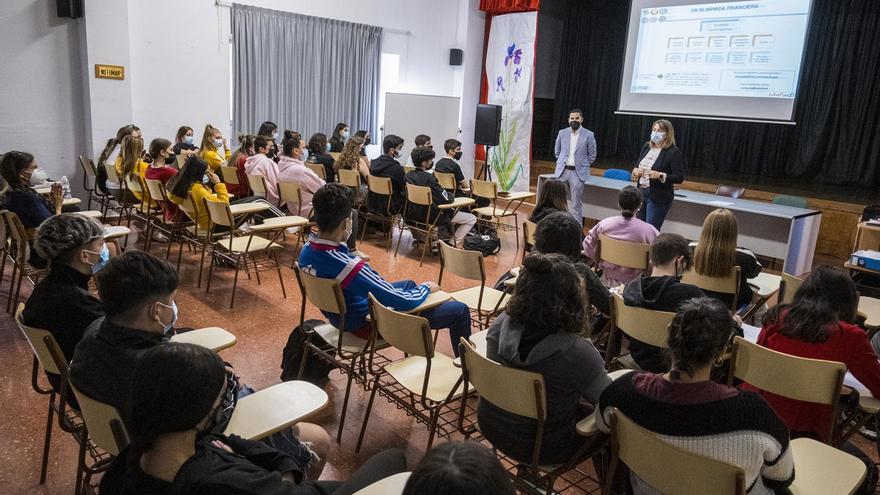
[650,131,666,144]
[157,300,179,335]
[301,148,310,161]
[85,244,110,274]
[325,142,331,152]
[184,135,194,145]
[202,174,211,185]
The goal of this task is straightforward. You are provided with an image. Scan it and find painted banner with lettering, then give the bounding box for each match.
[485,11,537,192]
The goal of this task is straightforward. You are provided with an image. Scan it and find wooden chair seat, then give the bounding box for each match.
[223,381,329,441]
[473,205,515,217]
[169,327,236,352]
[449,286,510,312]
[253,215,309,231]
[788,437,865,494]
[438,197,475,209]
[384,353,466,402]
[353,472,411,495]
[314,323,387,354]
[214,235,280,254]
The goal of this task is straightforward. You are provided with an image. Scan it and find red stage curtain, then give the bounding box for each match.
[479,0,539,14]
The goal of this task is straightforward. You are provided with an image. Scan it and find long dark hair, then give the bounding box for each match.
[762,265,859,343]
[0,150,35,191]
[97,124,138,169]
[534,211,583,260]
[127,343,227,455]
[533,179,568,215]
[667,297,736,380]
[618,186,642,219]
[145,138,171,165]
[257,121,277,137]
[168,156,208,199]
[308,133,328,157]
[507,252,589,338]
[403,442,515,495]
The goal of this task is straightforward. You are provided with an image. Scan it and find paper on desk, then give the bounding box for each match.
[707,200,735,207]
[104,226,129,237]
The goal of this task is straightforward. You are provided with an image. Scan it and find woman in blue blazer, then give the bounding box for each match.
[631,119,684,230]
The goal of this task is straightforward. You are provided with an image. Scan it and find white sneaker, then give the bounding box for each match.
[284,226,300,236]
[351,249,371,261]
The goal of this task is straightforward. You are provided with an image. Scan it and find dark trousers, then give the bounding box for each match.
[636,187,672,231]
[318,448,407,494]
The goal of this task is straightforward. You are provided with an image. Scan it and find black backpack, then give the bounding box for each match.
[280,319,336,386]
[463,233,501,256]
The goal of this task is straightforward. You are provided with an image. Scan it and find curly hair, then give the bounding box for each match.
[667,297,736,379]
[35,213,104,262]
[507,252,589,338]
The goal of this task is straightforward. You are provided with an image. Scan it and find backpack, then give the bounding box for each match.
[862,205,880,222]
[463,232,501,256]
[280,319,336,386]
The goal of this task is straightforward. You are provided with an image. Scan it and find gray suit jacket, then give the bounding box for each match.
[554,127,597,182]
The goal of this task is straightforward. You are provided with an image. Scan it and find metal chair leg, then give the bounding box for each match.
[230,255,241,309]
[337,355,360,443]
[355,374,381,452]
[39,392,56,484]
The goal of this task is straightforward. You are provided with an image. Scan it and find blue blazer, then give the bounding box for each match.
[554,127,597,182]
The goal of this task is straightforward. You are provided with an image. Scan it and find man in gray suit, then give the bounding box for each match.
[554,108,597,224]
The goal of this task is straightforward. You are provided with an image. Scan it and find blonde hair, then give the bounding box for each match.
[693,208,738,277]
[120,135,144,179]
[335,135,364,172]
[651,119,676,149]
[200,124,221,154]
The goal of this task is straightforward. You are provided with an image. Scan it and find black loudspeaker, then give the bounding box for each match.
[449,49,464,66]
[474,104,502,146]
[56,0,83,18]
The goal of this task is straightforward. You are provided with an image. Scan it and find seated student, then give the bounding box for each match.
[334,136,369,206]
[257,121,280,162]
[96,124,141,194]
[100,343,406,494]
[367,134,406,214]
[328,122,349,153]
[583,185,659,287]
[354,129,371,166]
[598,297,794,494]
[478,253,611,465]
[167,156,229,231]
[691,208,761,310]
[23,214,107,395]
[405,146,476,246]
[278,136,325,218]
[115,135,149,202]
[172,125,200,157]
[306,133,336,183]
[434,139,468,195]
[748,266,880,487]
[144,138,179,223]
[298,184,471,356]
[199,124,231,172]
[402,442,515,495]
[406,134,432,166]
[225,134,256,197]
[244,136,284,211]
[0,151,64,268]
[533,212,610,319]
[529,178,569,223]
[622,233,705,372]
[70,251,331,479]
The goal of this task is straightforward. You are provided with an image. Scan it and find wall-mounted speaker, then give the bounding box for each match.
[449,48,464,66]
[56,0,83,18]
[474,104,502,146]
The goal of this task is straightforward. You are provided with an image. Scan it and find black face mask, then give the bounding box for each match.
[570,121,581,130]
[453,151,463,160]
[266,148,277,159]
[364,138,371,146]
[165,154,176,165]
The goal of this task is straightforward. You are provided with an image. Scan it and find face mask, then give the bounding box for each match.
[213,138,224,148]
[301,148,310,161]
[156,300,178,335]
[165,154,176,165]
[30,168,49,186]
[184,135,194,145]
[340,130,349,139]
[651,131,666,144]
[325,142,331,152]
[425,161,434,171]
[453,151,463,161]
[570,121,581,130]
[343,214,354,241]
[202,174,211,185]
[364,137,371,146]
[84,244,110,274]
[272,132,279,140]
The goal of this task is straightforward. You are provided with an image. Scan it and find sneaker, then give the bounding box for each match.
[151,231,168,243]
[351,249,371,261]
[859,422,878,440]
[284,226,300,236]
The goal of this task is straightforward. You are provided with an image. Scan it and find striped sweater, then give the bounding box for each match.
[297,237,429,331]
[598,372,794,494]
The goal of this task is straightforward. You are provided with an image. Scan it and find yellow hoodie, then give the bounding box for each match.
[114,157,149,201]
[201,148,232,172]
[169,182,229,230]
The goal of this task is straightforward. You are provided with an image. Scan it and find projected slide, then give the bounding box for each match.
[631,0,811,99]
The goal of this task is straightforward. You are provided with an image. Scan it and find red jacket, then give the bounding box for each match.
[743,315,880,442]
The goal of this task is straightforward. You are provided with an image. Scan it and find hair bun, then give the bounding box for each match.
[523,253,554,274]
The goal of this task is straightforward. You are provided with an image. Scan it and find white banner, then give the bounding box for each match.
[485,12,537,192]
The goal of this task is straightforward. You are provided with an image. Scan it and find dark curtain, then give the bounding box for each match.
[552,0,880,186]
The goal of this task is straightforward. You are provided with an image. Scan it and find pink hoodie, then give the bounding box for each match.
[583,215,659,287]
[244,153,281,206]
[277,155,325,217]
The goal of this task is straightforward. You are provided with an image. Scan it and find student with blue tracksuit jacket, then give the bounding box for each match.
[297,183,472,357]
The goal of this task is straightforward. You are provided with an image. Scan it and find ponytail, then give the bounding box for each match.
[97,138,118,171]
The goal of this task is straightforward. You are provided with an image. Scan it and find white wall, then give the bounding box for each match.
[0,0,87,186]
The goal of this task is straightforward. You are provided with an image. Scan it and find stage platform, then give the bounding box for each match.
[476,159,869,262]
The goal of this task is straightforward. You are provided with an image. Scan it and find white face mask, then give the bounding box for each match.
[29,168,49,186]
[213,138,224,148]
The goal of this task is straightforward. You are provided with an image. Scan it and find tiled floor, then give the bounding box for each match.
[1,213,876,494]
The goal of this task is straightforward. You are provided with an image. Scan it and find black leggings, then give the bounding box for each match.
[317,448,406,495]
